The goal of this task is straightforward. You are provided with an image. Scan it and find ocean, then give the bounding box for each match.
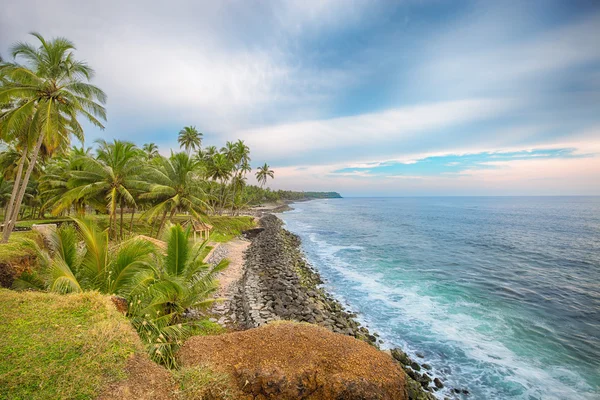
[279,197,600,399]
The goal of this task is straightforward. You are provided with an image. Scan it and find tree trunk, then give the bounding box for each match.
[2,133,43,243]
[149,215,157,237]
[129,206,135,235]
[156,208,169,238]
[229,174,238,216]
[1,148,27,235]
[119,198,125,240]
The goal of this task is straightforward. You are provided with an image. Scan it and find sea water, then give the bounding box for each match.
[279,197,600,399]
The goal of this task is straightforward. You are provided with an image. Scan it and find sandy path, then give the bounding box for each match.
[213,238,249,298]
[208,238,250,327]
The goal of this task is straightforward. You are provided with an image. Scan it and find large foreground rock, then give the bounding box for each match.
[178,322,408,400]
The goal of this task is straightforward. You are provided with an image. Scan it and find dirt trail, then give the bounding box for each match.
[209,238,250,327]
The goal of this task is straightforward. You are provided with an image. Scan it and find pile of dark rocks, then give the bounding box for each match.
[231,214,377,345]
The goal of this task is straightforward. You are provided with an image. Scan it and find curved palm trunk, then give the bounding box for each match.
[156,208,169,238]
[1,148,27,236]
[2,134,43,243]
[129,206,136,235]
[109,188,118,240]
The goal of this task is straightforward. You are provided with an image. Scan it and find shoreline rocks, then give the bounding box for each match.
[230,214,443,399]
[232,214,377,344]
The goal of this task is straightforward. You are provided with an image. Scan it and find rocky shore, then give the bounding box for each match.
[228,214,449,399]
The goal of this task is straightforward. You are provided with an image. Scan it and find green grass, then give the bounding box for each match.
[0,289,143,400]
[15,218,71,229]
[199,245,213,262]
[200,215,256,242]
[10,213,256,244]
[0,231,39,265]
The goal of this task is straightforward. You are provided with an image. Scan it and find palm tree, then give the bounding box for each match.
[221,140,251,214]
[39,146,90,216]
[178,126,202,155]
[141,152,210,236]
[255,163,275,188]
[205,152,233,214]
[0,33,106,243]
[142,142,159,159]
[128,224,228,367]
[56,140,144,240]
[16,218,155,295]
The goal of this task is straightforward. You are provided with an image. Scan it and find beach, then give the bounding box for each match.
[207,211,440,399]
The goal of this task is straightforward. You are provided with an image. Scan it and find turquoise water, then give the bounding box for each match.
[280,197,600,399]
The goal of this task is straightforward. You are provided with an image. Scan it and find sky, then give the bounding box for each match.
[1,0,600,196]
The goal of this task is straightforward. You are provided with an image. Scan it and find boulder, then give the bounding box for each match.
[179,322,408,400]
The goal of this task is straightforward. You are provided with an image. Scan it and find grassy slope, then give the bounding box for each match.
[201,215,255,242]
[0,290,143,400]
[0,231,38,265]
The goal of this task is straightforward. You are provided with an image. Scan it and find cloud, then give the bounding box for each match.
[416,6,600,98]
[1,0,599,195]
[0,0,372,137]
[238,98,515,165]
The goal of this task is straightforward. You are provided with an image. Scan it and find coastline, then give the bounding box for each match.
[224,211,445,399]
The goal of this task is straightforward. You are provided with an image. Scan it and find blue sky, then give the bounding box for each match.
[1,0,599,195]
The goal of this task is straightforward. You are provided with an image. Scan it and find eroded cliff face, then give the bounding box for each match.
[179,322,409,400]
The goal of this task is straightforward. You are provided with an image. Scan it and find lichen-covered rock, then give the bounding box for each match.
[179,322,408,400]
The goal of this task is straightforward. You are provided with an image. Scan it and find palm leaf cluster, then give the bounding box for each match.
[17,219,227,367]
[0,33,106,242]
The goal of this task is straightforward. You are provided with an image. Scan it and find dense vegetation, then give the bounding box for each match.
[242,186,342,205]
[0,34,277,243]
[0,33,273,370]
[0,32,341,377]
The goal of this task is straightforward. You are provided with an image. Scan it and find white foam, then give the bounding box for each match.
[298,229,597,399]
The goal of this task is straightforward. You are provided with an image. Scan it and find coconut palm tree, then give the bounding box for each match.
[39,146,90,216]
[255,163,274,188]
[141,152,210,236]
[16,218,155,295]
[221,140,251,213]
[142,142,160,159]
[178,126,202,155]
[205,152,233,213]
[0,33,106,242]
[128,223,228,367]
[56,140,144,239]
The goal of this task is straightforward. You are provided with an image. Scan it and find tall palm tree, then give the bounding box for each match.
[223,139,251,214]
[56,140,144,239]
[255,163,274,188]
[141,152,210,236]
[142,142,159,159]
[0,33,106,242]
[177,126,202,155]
[206,152,233,214]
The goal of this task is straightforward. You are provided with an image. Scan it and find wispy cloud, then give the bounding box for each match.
[1,0,598,194]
